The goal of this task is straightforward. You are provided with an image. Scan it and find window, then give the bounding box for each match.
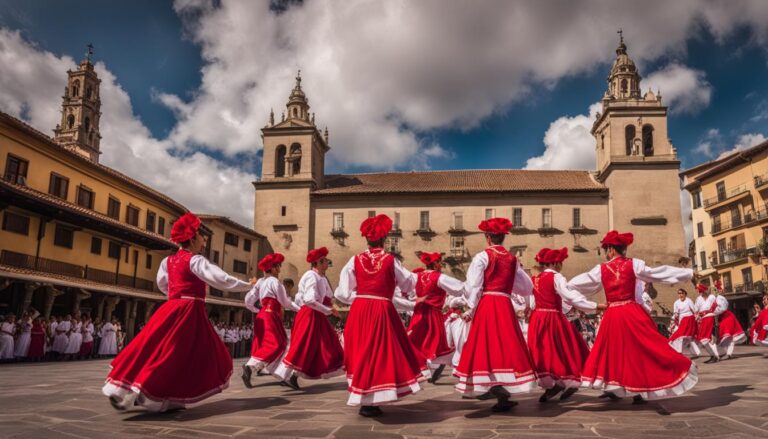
[48,173,69,199]
[126,205,139,226]
[730,206,741,227]
[76,185,94,209]
[542,208,552,228]
[275,145,286,177]
[742,267,753,286]
[512,208,522,227]
[71,79,80,97]
[281,206,287,216]
[244,239,252,252]
[212,250,220,264]
[697,222,704,238]
[158,217,166,236]
[450,236,465,257]
[716,181,726,201]
[67,114,75,129]
[393,212,400,230]
[107,197,120,220]
[368,210,376,218]
[722,272,732,292]
[699,250,707,270]
[692,191,702,209]
[333,212,344,231]
[233,259,248,274]
[53,224,74,248]
[642,124,654,156]
[485,208,495,220]
[385,236,400,254]
[224,232,239,246]
[90,237,102,255]
[419,211,430,230]
[2,212,29,235]
[625,125,636,155]
[289,144,302,176]
[572,208,581,228]
[146,254,153,270]
[108,241,121,260]
[4,154,28,184]
[452,212,463,229]
[146,211,156,232]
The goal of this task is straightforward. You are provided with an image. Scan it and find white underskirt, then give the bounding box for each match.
[582,363,698,400]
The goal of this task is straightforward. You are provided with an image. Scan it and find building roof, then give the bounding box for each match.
[683,140,768,184]
[314,170,606,195]
[197,214,266,239]
[0,111,187,214]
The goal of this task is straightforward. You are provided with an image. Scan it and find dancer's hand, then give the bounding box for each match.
[415,296,428,304]
[596,303,607,311]
[249,277,258,285]
[331,308,340,318]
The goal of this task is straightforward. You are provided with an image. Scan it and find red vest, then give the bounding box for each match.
[483,246,517,293]
[532,271,561,311]
[354,248,396,299]
[415,270,446,309]
[600,256,636,303]
[167,249,206,300]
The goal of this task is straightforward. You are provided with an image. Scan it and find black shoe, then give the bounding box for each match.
[359,405,383,417]
[632,395,646,405]
[704,356,718,364]
[491,399,517,412]
[539,385,564,403]
[284,375,300,390]
[490,385,511,399]
[109,395,125,411]
[241,364,254,389]
[477,391,495,400]
[721,354,730,361]
[599,391,622,401]
[559,387,578,401]
[428,364,446,384]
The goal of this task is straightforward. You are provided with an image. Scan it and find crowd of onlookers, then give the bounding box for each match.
[211,321,254,358]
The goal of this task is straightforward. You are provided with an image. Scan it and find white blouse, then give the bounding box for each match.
[298,270,335,315]
[543,268,597,312]
[567,258,693,306]
[56,321,71,333]
[83,323,94,343]
[695,294,717,317]
[334,251,417,312]
[463,249,533,310]
[673,298,696,318]
[714,295,729,315]
[245,276,299,312]
[0,322,14,336]
[156,254,253,295]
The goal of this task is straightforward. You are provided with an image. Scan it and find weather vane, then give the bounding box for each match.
[86,43,94,61]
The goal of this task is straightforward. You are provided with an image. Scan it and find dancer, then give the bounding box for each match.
[749,294,768,346]
[103,212,255,412]
[407,252,465,383]
[568,230,697,403]
[668,288,701,357]
[80,315,95,359]
[273,247,345,386]
[714,292,745,360]
[695,284,719,363]
[98,318,118,357]
[28,317,46,361]
[528,248,602,403]
[453,217,536,412]
[445,295,471,368]
[64,316,83,359]
[242,253,300,388]
[0,314,15,360]
[335,214,428,417]
[14,310,37,359]
[52,315,71,357]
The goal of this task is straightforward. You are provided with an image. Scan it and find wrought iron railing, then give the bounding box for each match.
[703,184,749,208]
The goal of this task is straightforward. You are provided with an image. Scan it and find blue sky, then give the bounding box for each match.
[1,1,767,224]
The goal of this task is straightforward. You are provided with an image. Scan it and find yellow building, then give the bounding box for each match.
[681,141,768,325]
[0,53,246,339]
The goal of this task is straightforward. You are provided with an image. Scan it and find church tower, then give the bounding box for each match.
[253,71,329,281]
[53,44,102,162]
[592,31,687,303]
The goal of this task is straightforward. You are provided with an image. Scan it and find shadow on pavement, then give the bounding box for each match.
[123,396,290,422]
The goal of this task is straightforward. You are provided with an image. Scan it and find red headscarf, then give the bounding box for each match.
[258,253,285,272]
[419,252,442,267]
[600,230,634,248]
[478,217,513,235]
[306,247,329,264]
[170,213,201,244]
[696,283,709,293]
[360,214,392,242]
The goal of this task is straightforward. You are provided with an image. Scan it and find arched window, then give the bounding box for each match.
[84,117,91,133]
[625,125,635,156]
[620,79,628,95]
[67,114,75,129]
[290,143,302,175]
[275,145,286,177]
[292,108,298,118]
[642,124,654,156]
[72,80,80,97]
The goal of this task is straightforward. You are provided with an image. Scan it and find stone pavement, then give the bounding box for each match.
[1,346,768,438]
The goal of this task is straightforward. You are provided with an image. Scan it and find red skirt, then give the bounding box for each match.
[79,341,93,356]
[697,316,715,343]
[718,311,745,343]
[344,296,429,406]
[582,301,697,399]
[669,315,697,341]
[28,333,45,358]
[280,306,344,379]
[527,309,590,389]
[407,303,454,365]
[103,298,232,405]
[453,294,536,397]
[250,299,288,367]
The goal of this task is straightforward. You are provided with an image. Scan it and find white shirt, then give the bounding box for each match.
[411,271,466,297]
[100,322,114,336]
[83,323,94,343]
[543,268,597,312]
[463,248,533,311]
[695,294,717,317]
[673,298,696,318]
[50,321,58,334]
[714,295,729,315]
[245,276,299,312]
[298,270,335,315]
[0,322,14,336]
[57,321,71,333]
[334,250,417,312]
[156,254,253,295]
[567,257,693,306]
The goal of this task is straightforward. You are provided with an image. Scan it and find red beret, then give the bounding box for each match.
[696,283,709,293]
[258,253,285,272]
[534,248,552,264]
[478,217,513,235]
[360,214,393,242]
[412,267,425,274]
[551,247,569,263]
[306,247,329,263]
[714,280,722,291]
[170,212,201,243]
[600,230,634,248]
[419,252,442,266]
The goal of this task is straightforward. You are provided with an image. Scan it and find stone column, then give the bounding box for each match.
[21,283,38,311]
[71,289,91,317]
[42,286,65,319]
[234,309,244,324]
[103,296,120,321]
[91,294,106,321]
[125,300,138,341]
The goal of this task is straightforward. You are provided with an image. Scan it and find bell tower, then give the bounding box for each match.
[54,44,102,162]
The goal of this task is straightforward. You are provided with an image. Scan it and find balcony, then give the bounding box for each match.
[444,248,471,265]
[703,184,750,211]
[755,172,768,190]
[713,247,755,268]
[711,208,768,235]
[414,227,436,240]
[330,228,348,238]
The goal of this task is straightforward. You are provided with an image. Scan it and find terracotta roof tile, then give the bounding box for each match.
[314,170,606,195]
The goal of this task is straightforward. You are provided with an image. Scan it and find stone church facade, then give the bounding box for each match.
[253,37,688,308]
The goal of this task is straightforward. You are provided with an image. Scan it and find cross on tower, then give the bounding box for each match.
[86,43,94,61]
[617,29,623,44]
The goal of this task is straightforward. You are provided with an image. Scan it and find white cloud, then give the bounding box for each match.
[0,29,256,226]
[680,189,693,246]
[524,102,601,170]
[717,133,767,158]
[693,128,722,158]
[644,64,712,115]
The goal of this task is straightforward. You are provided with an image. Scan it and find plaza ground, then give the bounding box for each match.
[1,346,768,438]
